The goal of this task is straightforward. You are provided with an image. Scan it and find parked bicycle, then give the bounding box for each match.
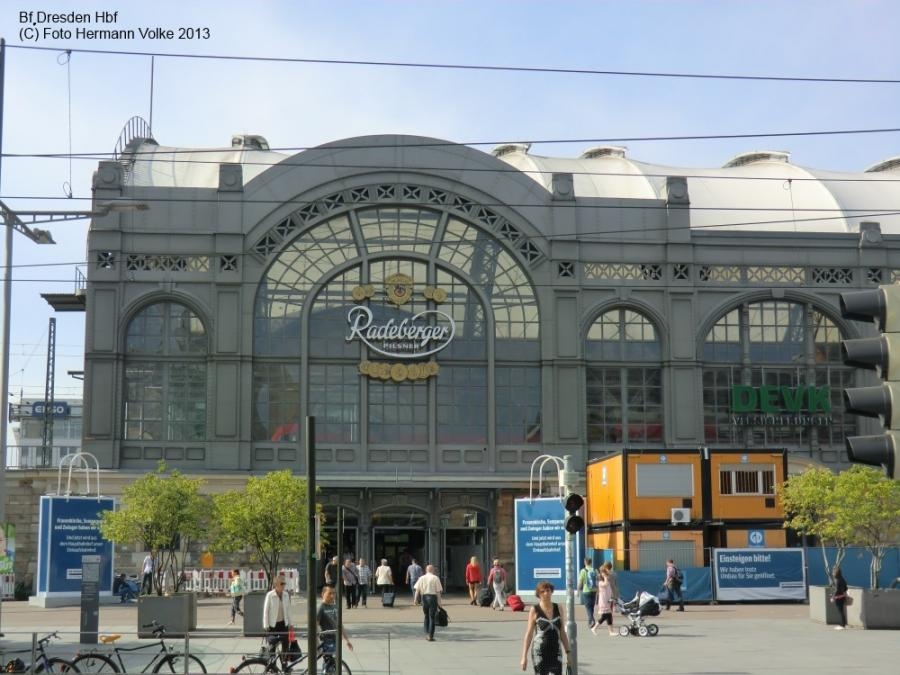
[2,631,79,674]
[70,621,206,674]
[230,630,351,675]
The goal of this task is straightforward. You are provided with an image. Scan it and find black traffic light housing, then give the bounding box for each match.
[563,492,585,534]
[839,286,900,479]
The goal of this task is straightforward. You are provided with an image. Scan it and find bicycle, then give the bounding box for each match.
[230,630,351,675]
[2,631,79,674]
[70,621,206,674]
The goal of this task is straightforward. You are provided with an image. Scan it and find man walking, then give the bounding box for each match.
[140,551,154,595]
[356,558,372,607]
[324,556,338,588]
[663,559,685,611]
[405,558,424,604]
[577,558,598,627]
[341,558,359,609]
[413,564,444,642]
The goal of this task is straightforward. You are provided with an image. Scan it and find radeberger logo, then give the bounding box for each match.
[346,274,455,380]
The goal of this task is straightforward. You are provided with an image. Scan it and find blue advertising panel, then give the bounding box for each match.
[36,496,115,596]
[713,547,806,601]
[514,497,581,600]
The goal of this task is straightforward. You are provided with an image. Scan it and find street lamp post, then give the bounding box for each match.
[528,454,582,675]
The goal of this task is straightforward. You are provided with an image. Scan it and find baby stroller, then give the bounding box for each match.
[113,572,140,603]
[616,590,660,637]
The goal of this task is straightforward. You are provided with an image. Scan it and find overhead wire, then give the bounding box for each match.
[10,42,900,85]
[6,123,900,158]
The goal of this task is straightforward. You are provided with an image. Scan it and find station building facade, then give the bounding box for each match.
[74,135,900,582]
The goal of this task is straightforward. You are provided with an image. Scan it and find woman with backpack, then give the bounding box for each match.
[576,558,597,628]
[489,559,507,610]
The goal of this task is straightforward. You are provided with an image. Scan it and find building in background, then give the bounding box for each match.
[7,399,83,469]
[5,132,894,590]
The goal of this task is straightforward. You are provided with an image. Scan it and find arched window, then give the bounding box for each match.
[252,203,541,452]
[586,308,662,444]
[702,299,854,446]
[123,301,207,441]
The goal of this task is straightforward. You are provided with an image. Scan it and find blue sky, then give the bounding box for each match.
[1,0,899,414]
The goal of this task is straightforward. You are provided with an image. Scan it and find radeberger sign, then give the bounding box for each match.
[730,385,833,426]
[346,306,454,358]
[346,273,455,381]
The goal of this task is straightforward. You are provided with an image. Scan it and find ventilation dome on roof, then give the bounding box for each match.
[580,146,627,159]
[865,157,900,173]
[723,150,790,168]
[491,143,531,157]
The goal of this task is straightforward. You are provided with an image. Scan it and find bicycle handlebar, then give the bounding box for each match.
[37,632,60,645]
[141,620,166,635]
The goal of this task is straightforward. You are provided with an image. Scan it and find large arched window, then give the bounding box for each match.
[702,299,854,446]
[123,301,208,441]
[252,202,541,451]
[586,308,662,444]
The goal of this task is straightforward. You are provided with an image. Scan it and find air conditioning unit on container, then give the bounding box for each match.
[671,507,691,525]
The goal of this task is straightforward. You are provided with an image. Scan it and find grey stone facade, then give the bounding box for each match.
[62,134,898,585]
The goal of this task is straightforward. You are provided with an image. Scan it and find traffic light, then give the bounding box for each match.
[563,492,585,534]
[839,286,900,478]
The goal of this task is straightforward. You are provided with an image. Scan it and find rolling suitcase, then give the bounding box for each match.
[507,594,525,612]
[477,586,493,607]
[382,589,396,607]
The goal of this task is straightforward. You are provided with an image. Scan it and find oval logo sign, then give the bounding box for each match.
[346,305,456,359]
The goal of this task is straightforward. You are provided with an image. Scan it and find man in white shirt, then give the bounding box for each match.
[263,575,293,666]
[413,564,444,641]
[140,551,154,595]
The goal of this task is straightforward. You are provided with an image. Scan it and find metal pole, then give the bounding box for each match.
[305,416,317,675]
[562,454,578,675]
[336,508,343,674]
[41,317,56,467]
[0,36,9,636]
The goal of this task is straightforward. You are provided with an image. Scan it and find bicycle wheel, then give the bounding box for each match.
[71,654,119,674]
[152,654,207,675]
[37,657,80,674]
[231,657,280,674]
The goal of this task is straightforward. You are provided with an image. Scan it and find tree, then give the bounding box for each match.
[780,467,854,586]
[830,466,900,589]
[100,462,208,595]
[211,470,315,587]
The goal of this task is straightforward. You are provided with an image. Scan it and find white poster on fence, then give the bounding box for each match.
[712,548,806,601]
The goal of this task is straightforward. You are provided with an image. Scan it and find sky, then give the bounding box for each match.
[1,0,900,429]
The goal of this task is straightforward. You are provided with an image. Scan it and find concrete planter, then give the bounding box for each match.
[856,588,900,629]
[808,585,842,625]
[137,593,198,637]
[243,590,268,637]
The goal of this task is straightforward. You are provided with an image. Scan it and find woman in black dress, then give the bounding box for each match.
[521,581,571,674]
[832,566,849,630]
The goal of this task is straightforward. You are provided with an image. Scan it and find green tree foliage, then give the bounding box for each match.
[100,462,207,595]
[782,466,900,588]
[830,466,900,589]
[780,467,853,585]
[211,470,314,587]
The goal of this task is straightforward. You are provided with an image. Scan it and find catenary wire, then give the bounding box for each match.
[10,42,900,85]
[7,124,900,157]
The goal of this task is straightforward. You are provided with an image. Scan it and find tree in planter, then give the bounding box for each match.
[830,465,900,590]
[100,462,207,595]
[211,470,317,587]
[780,467,855,586]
